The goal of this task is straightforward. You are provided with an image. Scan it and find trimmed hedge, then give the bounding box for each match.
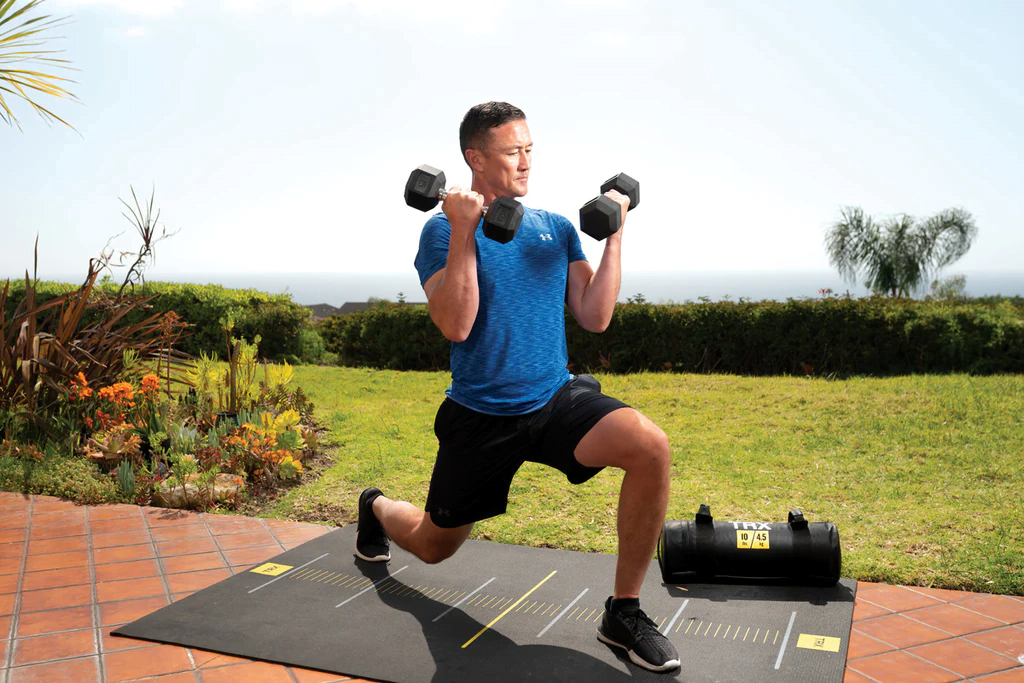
[319,298,1024,376]
[3,280,311,360]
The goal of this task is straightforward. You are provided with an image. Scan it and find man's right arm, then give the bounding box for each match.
[422,188,482,343]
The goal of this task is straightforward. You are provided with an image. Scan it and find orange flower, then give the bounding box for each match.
[70,372,94,400]
[140,374,160,396]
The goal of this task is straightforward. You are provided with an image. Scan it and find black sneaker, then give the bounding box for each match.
[354,487,390,562]
[597,596,681,672]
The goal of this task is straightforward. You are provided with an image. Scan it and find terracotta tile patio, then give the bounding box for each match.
[0,492,1021,683]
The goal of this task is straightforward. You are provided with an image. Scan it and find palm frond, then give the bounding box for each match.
[0,0,78,131]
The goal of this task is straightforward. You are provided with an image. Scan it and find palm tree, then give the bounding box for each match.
[0,0,78,131]
[825,206,978,298]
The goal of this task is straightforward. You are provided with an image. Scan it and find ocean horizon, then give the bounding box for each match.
[11,270,1024,307]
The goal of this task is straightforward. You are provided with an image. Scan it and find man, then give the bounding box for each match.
[355,102,679,672]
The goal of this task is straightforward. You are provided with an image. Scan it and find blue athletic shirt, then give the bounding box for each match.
[414,206,588,416]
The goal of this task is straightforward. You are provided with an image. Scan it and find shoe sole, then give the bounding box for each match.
[353,541,390,562]
[596,629,681,672]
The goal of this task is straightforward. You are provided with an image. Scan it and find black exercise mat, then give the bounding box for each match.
[114,525,856,682]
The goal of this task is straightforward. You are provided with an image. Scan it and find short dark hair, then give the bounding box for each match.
[459,101,526,165]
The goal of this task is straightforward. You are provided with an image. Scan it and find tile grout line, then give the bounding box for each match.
[2,495,33,683]
[850,623,1024,673]
[899,640,983,681]
[863,591,1017,627]
[844,664,885,683]
[196,513,243,578]
[141,505,200,673]
[84,505,109,683]
[256,517,290,556]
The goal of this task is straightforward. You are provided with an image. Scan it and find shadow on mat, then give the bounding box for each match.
[354,561,681,682]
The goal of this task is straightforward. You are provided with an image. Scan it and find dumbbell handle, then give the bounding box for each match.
[433,187,494,217]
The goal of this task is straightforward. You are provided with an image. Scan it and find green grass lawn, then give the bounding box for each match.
[267,367,1024,595]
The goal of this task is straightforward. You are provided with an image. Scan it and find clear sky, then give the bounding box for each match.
[2,0,1022,286]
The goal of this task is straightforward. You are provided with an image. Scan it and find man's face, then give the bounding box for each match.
[475,119,532,198]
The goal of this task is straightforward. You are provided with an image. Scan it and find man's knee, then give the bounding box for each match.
[629,419,671,475]
[419,542,458,565]
[415,521,471,565]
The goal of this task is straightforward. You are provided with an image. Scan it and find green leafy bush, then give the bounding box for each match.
[4,281,311,360]
[0,452,124,504]
[320,297,1024,376]
[318,304,450,371]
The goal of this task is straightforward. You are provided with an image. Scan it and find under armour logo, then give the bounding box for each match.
[539,233,553,241]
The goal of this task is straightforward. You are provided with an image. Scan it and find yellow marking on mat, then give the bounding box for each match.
[686,620,698,635]
[550,605,564,617]
[566,607,581,620]
[752,628,760,643]
[449,591,466,603]
[250,563,293,577]
[743,627,750,642]
[437,590,452,602]
[675,619,684,633]
[577,609,590,621]
[328,574,350,586]
[291,568,313,580]
[500,598,515,610]
[723,625,731,639]
[486,596,502,609]
[763,630,770,644]
[713,624,722,638]
[462,570,557,649]
[531,602,547,615]
[703,622,713,636]
[592,609,603,622]
[515,601,529,613]
[339,576,360,588]
[733,626,740,640]
[773,631,779,645]
[314,572,334,583]
[796,634,842,653]
[584,608,597,621]
[307,570,327,581]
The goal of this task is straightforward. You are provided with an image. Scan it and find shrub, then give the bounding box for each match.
[319,298,1024,376]
[0,451,124,504]
[3,280,312,360]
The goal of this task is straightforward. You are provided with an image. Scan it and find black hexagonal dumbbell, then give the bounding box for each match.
[404,164,524,244]
[578,172,640,241]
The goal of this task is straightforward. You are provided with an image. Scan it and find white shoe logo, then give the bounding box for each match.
[540,234,553,241]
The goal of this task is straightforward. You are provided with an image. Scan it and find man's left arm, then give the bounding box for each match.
[566,191,629,333]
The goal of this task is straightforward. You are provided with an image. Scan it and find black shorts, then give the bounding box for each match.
[424,374,629,529]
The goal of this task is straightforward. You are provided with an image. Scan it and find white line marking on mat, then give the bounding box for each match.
[433,577,497,623]
[335,566,409,608]
[774,611,797,670]
[248,553,329,594]
[537,589,588,638]
[662,599,690,635]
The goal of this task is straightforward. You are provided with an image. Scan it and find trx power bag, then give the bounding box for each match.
[657,505,841,586]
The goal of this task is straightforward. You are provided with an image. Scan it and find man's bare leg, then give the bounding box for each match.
[574,408,672,598]
[369,494,473,565]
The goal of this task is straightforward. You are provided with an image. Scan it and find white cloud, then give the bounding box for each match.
[56,0,187,18]
[121,24,148,37]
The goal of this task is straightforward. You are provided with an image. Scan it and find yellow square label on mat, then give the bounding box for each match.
[797,633,841,652]
[250,562,293,576]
